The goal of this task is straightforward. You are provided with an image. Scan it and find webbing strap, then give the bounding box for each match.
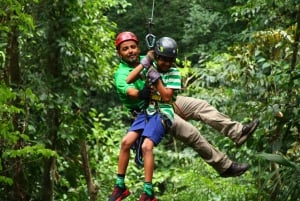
[134,135,144,167]
[150,94,174,104]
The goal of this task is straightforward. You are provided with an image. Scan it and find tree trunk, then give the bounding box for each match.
[41,157,56,201]
[80,140,99,201]
[5,24,21,85]
[41,109,59,201]
[5,19,29,201]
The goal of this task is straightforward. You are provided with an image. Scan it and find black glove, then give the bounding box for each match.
[138,85,151,100]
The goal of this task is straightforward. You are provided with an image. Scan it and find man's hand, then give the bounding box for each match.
[140,50,155,69]
[147,66,161,84]
[138,84,151,100]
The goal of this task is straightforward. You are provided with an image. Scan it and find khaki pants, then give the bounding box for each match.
[170,96,243,173]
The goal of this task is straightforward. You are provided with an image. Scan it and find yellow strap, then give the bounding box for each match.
[150,94,173,104]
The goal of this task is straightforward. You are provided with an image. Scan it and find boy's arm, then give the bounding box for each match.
[155,80,174,102]
[155,67,181,102]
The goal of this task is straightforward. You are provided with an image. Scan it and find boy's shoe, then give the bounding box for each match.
[108,186,130,201]
[139,192,157,201]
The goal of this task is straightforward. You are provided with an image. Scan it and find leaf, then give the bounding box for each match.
[257,152,298,168]
[0,176,13,186]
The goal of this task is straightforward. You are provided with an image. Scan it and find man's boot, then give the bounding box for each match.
[236,119,259,146]
[220,162,249,178]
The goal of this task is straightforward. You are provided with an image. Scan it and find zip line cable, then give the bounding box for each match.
[136,0,155,32]
[149,0,155,31]
[136,0,156,49]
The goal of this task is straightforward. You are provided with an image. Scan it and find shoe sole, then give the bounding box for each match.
[236,119,259,147]
[110,190,130,201]
[139,196,157,201]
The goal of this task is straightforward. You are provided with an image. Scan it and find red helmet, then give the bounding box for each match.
[115,31,138,49]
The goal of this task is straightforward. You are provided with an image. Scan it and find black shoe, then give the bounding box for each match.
[236,119,259,146]
[108,185,130,201]
[220,162,249,178]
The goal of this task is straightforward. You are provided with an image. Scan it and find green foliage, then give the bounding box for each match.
[153,148,256,201]
[0,51,4,70]
[258,153,300,201]
[3,144,57,158]
[1,0,127,200]
[231,0,299,31]
[0,84,19,185]
[185,11,300,198]
[182,0,236,57]
[0,83,58,189]
[1,0,299,200]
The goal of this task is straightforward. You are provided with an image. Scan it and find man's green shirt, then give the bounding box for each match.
[114,57,146,111]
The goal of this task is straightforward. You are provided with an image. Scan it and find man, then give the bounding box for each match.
[114,31,259,177]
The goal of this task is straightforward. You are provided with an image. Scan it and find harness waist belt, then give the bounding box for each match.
[151,94,173,104]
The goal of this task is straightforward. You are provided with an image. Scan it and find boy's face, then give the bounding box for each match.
[157,56,175,72]
[118,40,140,66]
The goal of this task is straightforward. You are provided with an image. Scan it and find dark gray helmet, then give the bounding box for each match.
[154,37,178,58]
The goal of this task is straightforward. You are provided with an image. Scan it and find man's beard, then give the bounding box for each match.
[124,55,140,67]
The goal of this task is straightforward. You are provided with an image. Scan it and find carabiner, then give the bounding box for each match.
[145,33,156,49]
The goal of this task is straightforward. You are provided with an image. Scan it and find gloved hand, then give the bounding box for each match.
[137,84,151,100]
[140,50,155,69]
[147,66,161,84]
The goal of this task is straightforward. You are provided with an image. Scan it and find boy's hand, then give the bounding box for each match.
[147,66,160,83]
[140,50,155,69]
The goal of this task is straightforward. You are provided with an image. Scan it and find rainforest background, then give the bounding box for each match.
[1,0,300,200]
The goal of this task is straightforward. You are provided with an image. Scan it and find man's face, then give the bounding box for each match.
[118,40,140,66]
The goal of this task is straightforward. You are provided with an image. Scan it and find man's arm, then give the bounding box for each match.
[126,87,140,99]
[126,64,144,84]
[127,50,155,84]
